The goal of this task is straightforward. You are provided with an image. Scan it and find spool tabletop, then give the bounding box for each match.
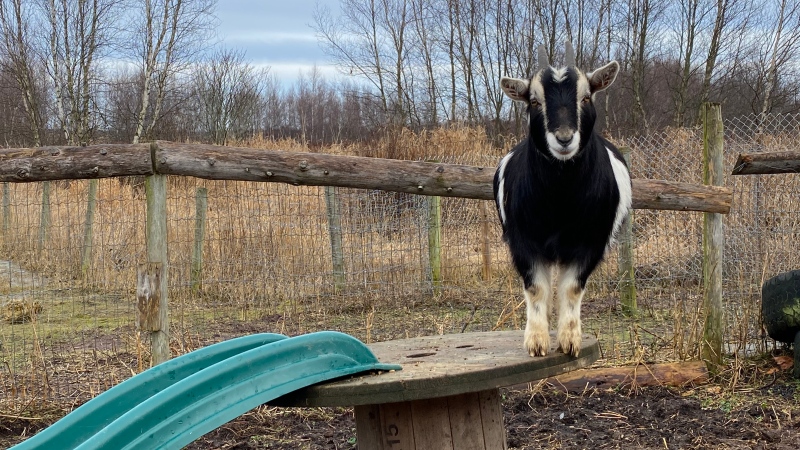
[272,331,599,450]
[275,330,598,407]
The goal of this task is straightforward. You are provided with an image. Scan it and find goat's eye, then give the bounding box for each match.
[530,98,540,108]
[581,95,591,105]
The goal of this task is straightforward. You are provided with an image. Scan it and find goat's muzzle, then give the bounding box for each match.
[546,129,580,160]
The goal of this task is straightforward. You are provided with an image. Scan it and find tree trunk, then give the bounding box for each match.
[700,0,727,107]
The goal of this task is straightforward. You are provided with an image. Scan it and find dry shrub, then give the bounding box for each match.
[2,298,43,324]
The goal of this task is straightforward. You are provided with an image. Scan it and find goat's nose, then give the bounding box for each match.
[555,134,572,146]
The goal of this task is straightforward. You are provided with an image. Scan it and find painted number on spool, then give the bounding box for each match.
[385,423,401,447]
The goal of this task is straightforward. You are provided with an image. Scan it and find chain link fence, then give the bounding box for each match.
[2,116,799,414]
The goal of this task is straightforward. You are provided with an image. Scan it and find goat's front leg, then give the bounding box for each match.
[556,265,586,357]
[523,264,553,356]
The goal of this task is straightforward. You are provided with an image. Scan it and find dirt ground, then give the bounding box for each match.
[3,377,800,450]
[3,303,800,449]
[184,382,800,450]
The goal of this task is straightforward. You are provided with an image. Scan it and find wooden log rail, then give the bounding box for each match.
[731,151,800,175]
[0,141,733,214]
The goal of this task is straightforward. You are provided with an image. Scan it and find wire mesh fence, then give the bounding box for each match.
[618,113,800,359]
[1,115,799,414]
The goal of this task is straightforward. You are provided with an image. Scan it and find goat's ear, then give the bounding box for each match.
[587,61,619,93]
[501,77,531,103]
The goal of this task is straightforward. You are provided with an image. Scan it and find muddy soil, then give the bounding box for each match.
[184,383,800,450]
[3,382,799,449]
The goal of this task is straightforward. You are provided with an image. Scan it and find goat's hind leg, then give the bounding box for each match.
[522,263,553,356]
[556,264,587,357]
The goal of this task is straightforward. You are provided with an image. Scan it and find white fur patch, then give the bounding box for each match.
[555,264,585,356]
[496,151,514,225]
[607,147,632,240]
[551,67,568,83]
[523,264,553,355]
[556,264,583,321]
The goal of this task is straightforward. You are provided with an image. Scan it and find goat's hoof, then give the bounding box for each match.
[524,328,550,357]
[557,326,582,357]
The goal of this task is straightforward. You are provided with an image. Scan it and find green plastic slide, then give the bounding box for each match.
[11,331,400,450]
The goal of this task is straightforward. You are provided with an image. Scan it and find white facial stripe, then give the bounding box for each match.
[607,147,633,241]
[576,72,591,98]
[496,151,514,225]
[530,73,545,104]
[531,73,547,129]
[576,72,590,132]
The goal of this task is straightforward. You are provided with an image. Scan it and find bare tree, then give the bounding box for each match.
[315,0,390,114]
[667,0,715,126]
[409,0,441,125]
[190,48,267,146]
[41,0,120,145]
[0,0,46,146]
[562,0,612,67]
[617,0,662,132]
[759,0,800,119]
[700,0,730,106]
[129,0,215,144]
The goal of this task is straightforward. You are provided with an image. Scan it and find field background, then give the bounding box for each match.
[1,113,799,417]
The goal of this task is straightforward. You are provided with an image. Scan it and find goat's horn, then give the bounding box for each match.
[565,41,575,66]
[537,45,549,69]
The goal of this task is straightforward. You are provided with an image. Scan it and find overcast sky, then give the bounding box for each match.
[215,0,341,84]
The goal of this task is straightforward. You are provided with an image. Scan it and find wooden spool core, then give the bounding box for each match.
[274,330,599,449]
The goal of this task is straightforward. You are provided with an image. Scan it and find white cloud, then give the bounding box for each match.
[214,1,341,84]
[265,63,341,86]
[224,31,318,45]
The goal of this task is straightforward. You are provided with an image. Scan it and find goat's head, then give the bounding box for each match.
[501,42,619,161]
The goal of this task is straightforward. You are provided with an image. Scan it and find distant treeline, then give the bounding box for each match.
[1,0,799,149]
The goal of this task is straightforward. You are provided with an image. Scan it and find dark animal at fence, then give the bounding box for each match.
[493,42,631,357]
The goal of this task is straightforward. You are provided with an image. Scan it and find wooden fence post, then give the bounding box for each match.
[618,147,637,317]
[701,103,725,370]
[137,262,164,332]
[427,195,443,295]
[145,173,170,366]
[325,186,346,293]
[80,179,98,276]
[191,187,208,294]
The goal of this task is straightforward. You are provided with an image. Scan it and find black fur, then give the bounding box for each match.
[494,67,628,289]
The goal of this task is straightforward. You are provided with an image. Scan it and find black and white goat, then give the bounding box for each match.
[494,43,632,357]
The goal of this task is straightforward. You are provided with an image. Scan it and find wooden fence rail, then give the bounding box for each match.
[1,141,733,213]
[731,151,800,175]
[0,138,735,367]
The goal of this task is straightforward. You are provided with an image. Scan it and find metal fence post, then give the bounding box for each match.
[80,179,98,277]
[37,181,51,251]
[618,147,637,317]
[480,200,492,282]
[191,187,208,294]
[325,186,346,293]
[701,103,725,369]
[2,182,10,240]
[427,195,442,295]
